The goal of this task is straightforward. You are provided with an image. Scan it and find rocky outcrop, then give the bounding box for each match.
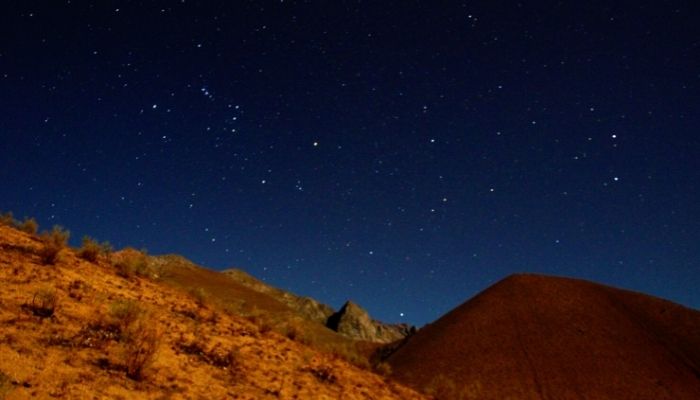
[327,301,414,343]
[223,269,414,343]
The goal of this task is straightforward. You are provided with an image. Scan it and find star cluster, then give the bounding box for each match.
[1,2,699,325]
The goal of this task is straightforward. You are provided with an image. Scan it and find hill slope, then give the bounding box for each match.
[386,273,700,399]
[223,269,413,343]
[0,224,426,399]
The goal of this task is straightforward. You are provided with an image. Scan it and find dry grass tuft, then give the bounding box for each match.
[122,315,161,380]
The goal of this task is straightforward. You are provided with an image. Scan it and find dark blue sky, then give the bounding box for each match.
[2,1,699,326]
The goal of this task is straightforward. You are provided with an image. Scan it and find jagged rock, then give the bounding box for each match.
[327,301,414,343]
[223,268,413,343]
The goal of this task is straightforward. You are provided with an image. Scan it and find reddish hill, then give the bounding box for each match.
[386,274,700,399]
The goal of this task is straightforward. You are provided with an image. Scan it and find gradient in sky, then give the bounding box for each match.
[2,1,699,326]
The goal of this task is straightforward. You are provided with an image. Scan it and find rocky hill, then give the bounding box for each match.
[0,222,426,399]
[327,301,414,344]
[223,268,413,343]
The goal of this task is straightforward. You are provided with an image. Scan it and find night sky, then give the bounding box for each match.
[2,1,699,326]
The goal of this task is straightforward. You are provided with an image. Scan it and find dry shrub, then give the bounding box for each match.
[38,225,70,265]
[78,300,143,348]
[29,288,58,318]
[18,217,38,234]
[78,236,111,262]
[109,300,144,336]
[0,211,14,226]
[122,315,161,380]
[17,217,39,235]
[114,249,149,278]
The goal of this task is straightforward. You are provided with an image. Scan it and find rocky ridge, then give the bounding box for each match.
[223,269,413,343]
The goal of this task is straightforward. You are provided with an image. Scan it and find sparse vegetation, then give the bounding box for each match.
[0,219,428,399]
[78,236,112,262]
[38,225,70,265]
[18,217,38,234]
[122,315,161,380]
[109,300,144,337]
[114,249,149,278]
[0,211,14,226]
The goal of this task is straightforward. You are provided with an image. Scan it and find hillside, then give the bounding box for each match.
[385,273,700,399]
[0,223,426,399]
[222,269,413,343]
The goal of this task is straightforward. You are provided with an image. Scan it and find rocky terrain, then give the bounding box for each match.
[0,221,426,399]
[223,269,413,343]
[4,211,698,400]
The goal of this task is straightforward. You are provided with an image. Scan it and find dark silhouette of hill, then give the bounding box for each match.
[386,273,700,399]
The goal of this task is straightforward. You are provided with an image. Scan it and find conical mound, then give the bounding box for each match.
[387,273,700,399]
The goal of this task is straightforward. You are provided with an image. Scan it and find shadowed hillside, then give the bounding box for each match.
[386,274,700,399]
[0,221,426,399]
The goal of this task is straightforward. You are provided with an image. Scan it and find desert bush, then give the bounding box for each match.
[100,241,114,262]
[30,288,58,318]
[114,249,149,278]
[18,217,38,234]
[109,300,144,336]
[122,315,161,380]
[0,211,15,226]
[38,225,70,265]
[78,236,103,262]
